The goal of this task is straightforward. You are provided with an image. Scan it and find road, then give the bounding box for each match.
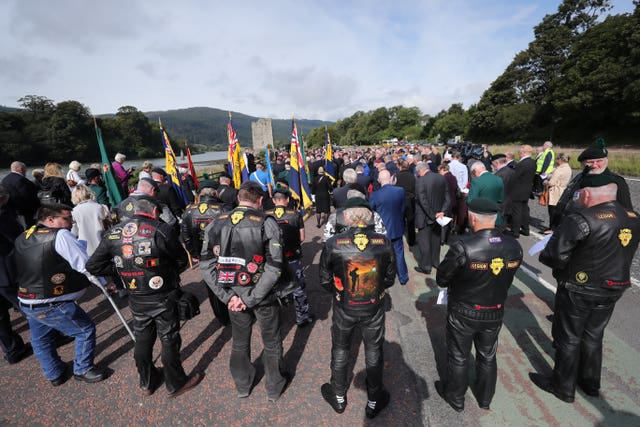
[1,197,639,426]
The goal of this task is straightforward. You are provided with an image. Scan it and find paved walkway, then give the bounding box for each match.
[1,221,639,426]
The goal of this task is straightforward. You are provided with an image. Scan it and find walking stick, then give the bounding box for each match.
[97,285,136,342]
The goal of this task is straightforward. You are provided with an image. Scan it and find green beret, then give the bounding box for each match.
[273,186,291,197]
[579,173,617,189]
[466,198,500,214]
[577,138,608,162]
[199,179,218,190]
[345,197,371,210]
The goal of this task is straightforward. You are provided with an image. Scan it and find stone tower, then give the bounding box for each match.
[251,118,274,151]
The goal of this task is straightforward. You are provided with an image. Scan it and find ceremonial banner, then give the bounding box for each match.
[185,141,199,191]
[93,119,124,206]
[289,119,313,210]
[159,122,190,207]
[324,129,336,182]
[227,115,249,189]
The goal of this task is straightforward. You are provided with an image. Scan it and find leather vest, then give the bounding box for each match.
[556,202,640,291]
[209,207,268,288]
[326,227,394,314]
[182,197,224,255]
[447,229,523,308]
[264,206,302,260]
[14,226,92,299]
[104,217,179,295]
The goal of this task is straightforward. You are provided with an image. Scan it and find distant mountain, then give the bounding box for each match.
[0,105,19,113]
[141,107,333,149]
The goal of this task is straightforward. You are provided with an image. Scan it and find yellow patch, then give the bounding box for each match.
[231,211,245,225]
[198,203,209,214]
[353,233,369,251]
[52,285,65,295]
[576,271,588,283]
[25,225,36,240]
[125,202,134,212]
[274,207,285,219]
[595,212,615,220]
[490,257,504,275]
[128,279,137,290]
[618,228,632,247]
[626,211,638,218]
[370,238,385,245]
[336,238,351,245]
[470,262,488,270]
[506,260,520,269]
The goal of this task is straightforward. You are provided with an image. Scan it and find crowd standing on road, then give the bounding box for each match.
[0,140,638,419]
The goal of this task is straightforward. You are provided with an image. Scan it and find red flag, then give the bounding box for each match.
[185,141,200,191]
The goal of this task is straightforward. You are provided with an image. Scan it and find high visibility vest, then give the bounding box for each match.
[536,149,555,175]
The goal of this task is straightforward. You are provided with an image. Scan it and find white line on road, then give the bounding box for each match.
[519,264,557,294]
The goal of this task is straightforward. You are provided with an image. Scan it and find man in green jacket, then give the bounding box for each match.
[467,162,504,225]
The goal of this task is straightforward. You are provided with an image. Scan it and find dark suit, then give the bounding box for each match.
[333,183,366,209]
[370,185,408,283]
[1,172,39,227]
[217,184,238,212]
[511,157,536,237]
[495,165,515,227]
[395,170,416,245]
[356,174,372,193]
[467,172,504,225]
[415,172,451,271]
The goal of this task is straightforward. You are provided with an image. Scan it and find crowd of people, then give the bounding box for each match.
[0,139,637,418]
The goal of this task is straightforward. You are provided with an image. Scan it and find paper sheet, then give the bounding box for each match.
[436,288,448,305]
[436,216,453,227]
[528,232,553,256]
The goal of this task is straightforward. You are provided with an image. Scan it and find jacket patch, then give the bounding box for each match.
[274,207,285,219]
[626,211,638,218]
[125,202,134,212]
[137,224,155,237]
[490,257,504,275]
[370,238,385,245]
[336,238,351,245]
[618,228,632,247]
[488,237,502,244]
[134,256,144,266]
[506,260,520,269]
[334,277,344,291]
[353,233,369,251]
[198,203,209,214]
[238,272,251,285]
[122,245,134,259]
[149,276,164,289]
[218,271,235,284]
[136,241,152,256]
[575,271,588,283]
[52,285,65,295]
[146,258,160,267]
[470,262,488,270]
[231,211,245,224]
[595,212,616,220]
[50,273,66,284]
[113,256,123,268]
[219,256,246,266]
[252,255,264,264]
[108,233,121,240]
[122,222,138,237]
[248,215,262,222]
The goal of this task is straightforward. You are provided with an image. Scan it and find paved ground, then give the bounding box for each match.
[1,198,639,426]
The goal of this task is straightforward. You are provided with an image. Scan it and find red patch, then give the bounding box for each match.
[334,277,343,291]
[137,224,155,237]
[252,255,264,264]
[238,272,251,286]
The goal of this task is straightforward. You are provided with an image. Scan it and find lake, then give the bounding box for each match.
[0,151,228,180]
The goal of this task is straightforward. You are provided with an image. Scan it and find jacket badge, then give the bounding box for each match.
[618,228,632,247]
[231,211,245,225]
[25,225,36,239]
[274,207,285,219]
[353,233,369,251]
[490,257,504,276]
[51,273,66,284]
[122,222,138,237]
[334,277,344,291]
[576,271,588,283]
[198,203,209,214]
[52,285,65,295]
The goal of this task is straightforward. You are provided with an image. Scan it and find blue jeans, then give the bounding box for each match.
[22,301,96,380]
[392,237,409,283]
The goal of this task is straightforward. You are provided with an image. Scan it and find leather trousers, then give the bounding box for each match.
[552,285,620,398]
[330,304,385,399]
[445,305,503,407]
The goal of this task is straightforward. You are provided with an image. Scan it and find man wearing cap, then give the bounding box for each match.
[530,181,640,403]
[87,198,202,397]
[200,181,287,401]
[152,168,184,218]
[217,173,238,212]
[180,181,229,326]
[319,197,397,418]
[264,187,313,326]
[550,140,632,229]
[434,198,522,412]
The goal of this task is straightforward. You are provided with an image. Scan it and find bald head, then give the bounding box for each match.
[579,183,617,208]
[10,161,26,175]
[378,170,392,186]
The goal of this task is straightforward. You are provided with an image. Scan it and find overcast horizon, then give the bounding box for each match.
[0,0,635,121]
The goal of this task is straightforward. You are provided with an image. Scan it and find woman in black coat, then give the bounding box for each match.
[313,166,333,227]
[39,162,72,207]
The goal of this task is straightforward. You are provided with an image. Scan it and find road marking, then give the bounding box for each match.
[519,264,557,293]
[624,177,640,182]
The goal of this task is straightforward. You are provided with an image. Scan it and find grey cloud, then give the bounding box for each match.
[147,41,203,61]
[0,54,58,84]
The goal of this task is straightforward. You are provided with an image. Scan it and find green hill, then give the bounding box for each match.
[141,107,333,149]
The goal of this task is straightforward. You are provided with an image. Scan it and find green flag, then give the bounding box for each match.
[94,120,124,206]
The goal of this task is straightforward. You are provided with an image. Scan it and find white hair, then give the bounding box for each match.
[115,153,126,162]
[343,168,357,184]
[344,207,373,225]
[69,160,82,171]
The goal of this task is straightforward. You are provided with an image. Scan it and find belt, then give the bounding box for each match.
[19,300,72,309]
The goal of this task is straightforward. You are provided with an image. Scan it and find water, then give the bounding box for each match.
[0,151,228,180]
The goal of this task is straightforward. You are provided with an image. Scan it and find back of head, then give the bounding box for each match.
[137,178,158,196]
[133,197,159,218]
[10,161,26,174]
[470,162,486,175]
[415,162,429,174]
[69,160,82,171]
[44,162,64,178]
[343,168,357,184]
[37,203,71,222]
[71,184,96,205]
[115,153,126,162]
[378,170,392,185]
[238,181,264,205]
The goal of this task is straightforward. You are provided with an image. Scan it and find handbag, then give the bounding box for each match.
[538,187,550,206]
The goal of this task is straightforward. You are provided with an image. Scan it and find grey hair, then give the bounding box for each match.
[470,162,486,174]
[347,189,366,199]
[415,162,429,173]
[71,184,95,205]
[115,153,126,162]
[344,207,373,225]
[199,187,217,198]
[136,179,156,195]
[69,160,82,171]
[134,199,157,215]
[343,168,357,184]
[469,211,497,224]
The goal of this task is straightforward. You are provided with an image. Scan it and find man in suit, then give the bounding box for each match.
[370,170,408,285]
[1,161,39,227]
[333,169,366,209]
[355,164,372,193]
[510,145,536,238]
[467,162,504,225]
[414,162,451,274]
[492,154,515,229]
[152,168,185,218]
[395,160,416,246]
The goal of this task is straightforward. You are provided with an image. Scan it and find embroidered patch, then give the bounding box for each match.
[199,223,207,230]
[506,260,520,269]
[148,276,164,289]
[198,203,209,214]
[50,273,66,284]
[122,222,138,237]
[218,256,246,266]
[370,238,385,245]
[626,211,638,218]
[238,272,251,285]
[575,271,588,283]
[231,211,245,225]
[252,255,264,264]
[122,245,134,259]
[252,272,262,283]
[136,241,152,256]
[25,225,37,239]
[353,233,369,251]
[127,279,137,290]
[122,237,133,244]
[488,237,502,244]
[146,258,160,267]
[336,238,351,245]
[108,234,121,240]
[248,215,262,222]
[52,285,65,295]
[490,257,504,275]
[213,245,220,256]
[274,207,285,219]
[618,228,632,247]
[218,271,236,284]
[125,202,134,212]
[113,256,123,268]
[137,224,154,237]
[247,262,258,273]
[334,277,344,291]
[595,212,616,220]
[470,262,488,270]
[134,256,144,266]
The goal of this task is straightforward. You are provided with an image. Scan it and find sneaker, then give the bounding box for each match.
[365,389,390,419]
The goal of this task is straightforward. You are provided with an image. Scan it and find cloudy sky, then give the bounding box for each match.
[0,0,634,121]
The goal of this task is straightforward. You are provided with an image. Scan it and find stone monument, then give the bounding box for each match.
[251,118,274,151]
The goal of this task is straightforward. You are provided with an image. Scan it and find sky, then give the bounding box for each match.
[0,0,635,121]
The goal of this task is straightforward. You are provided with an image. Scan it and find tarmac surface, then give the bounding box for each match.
[1,198,639,427]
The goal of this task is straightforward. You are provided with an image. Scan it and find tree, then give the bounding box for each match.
[47,100,93,160]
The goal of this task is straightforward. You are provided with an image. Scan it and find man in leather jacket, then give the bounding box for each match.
[530,180,640,403]
[435,198,523,412]
[180,181,230,326]
[264,187,312,326]
[200,181,287,402]
[87,197,202,397]
[319,197,396,419]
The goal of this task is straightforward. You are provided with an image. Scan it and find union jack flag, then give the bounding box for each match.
[218,271,236,284]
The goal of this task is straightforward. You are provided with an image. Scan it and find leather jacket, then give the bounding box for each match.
[540,201,640,295]
[180,196,224,257]
[264,206,303,260]
[200,206,283,308]
[319,226,396,315]
[437,228,523,309]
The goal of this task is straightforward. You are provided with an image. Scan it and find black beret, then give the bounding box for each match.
[199,179,218,190]
[151,167,167,176]
[139,177,159,192]
[345,197,371,210]
[273,186,291,197]
[491,154,506,162]
[466,198,500,214]
[577,138,608,162]
[579,173,617,189]
[85,168,101,181]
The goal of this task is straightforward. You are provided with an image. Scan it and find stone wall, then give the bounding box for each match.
[251,118,274,151]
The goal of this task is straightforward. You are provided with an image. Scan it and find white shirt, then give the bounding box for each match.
[448,159,468,191]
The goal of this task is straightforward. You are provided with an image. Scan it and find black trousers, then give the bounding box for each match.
[552,285,620,398]
[445,307,503,407]
[404,200,416,246]
[330,304,385,399]
[0,287,26,361]
[417,224,441,270]
[511,200,530,237]
[129,290,188,394]
[205,282,230,326]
